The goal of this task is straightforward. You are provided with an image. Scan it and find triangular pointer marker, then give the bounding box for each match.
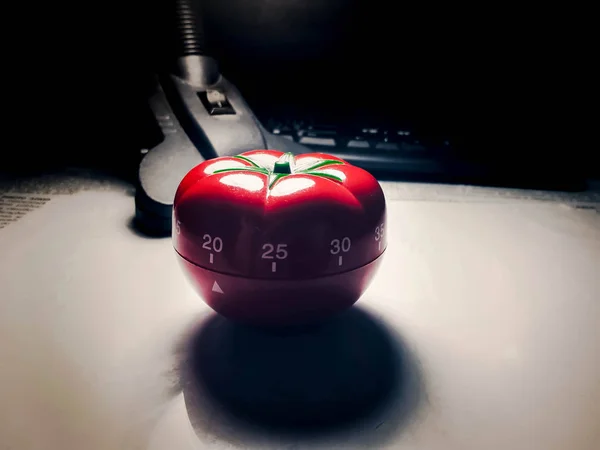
[212,281,224,294]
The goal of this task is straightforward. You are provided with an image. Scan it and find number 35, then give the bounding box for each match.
[375,224,384,241]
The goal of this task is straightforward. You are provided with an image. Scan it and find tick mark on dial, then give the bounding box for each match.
[338,256,343,266]
[272,262,277,272]
[378,241,382,251]
[209,253,214,264]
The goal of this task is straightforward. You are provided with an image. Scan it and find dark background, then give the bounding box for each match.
[7,1,593,180]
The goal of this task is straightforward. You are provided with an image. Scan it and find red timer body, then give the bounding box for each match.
[173,150,386,325]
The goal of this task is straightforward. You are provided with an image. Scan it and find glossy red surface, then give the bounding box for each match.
[177,253,384,326]
[173,150,386,324]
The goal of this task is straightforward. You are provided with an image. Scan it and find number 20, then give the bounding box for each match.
[202,234,223,252]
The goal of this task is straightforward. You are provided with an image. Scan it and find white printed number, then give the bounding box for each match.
[175,220,181,235]
[262,243,288,260]
[375,224,384,241]
[330,237,351,254]
[202,234,223,252]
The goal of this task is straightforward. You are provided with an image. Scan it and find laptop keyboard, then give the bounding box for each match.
[263,116,463,176]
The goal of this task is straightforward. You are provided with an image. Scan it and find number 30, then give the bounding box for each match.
[330,237,351,254]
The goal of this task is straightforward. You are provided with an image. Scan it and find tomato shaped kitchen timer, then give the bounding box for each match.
[173,150,386,326]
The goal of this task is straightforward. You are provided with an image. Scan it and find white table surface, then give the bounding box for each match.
[1,175,599,450]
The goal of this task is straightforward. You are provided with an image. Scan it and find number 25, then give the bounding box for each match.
[262,243,288,259]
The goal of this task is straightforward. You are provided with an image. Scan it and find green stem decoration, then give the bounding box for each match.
[214,152,345,188]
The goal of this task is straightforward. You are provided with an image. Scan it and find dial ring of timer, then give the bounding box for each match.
[177,249,384,326]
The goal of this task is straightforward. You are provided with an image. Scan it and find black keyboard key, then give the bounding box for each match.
[299,130,338,139]
[396,129,412,137]
[388,130,429,152]
[375,141,399,151]
[346,135,371,149]
[347,140,370,149]
[299,136,336,146]
[291,120,306,131]
[272,125,294,135]
[375,132,400,151]
[308,123,338,133]
[271,125,295,141]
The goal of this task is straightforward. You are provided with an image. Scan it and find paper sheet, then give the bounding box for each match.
[1,179,599,450]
